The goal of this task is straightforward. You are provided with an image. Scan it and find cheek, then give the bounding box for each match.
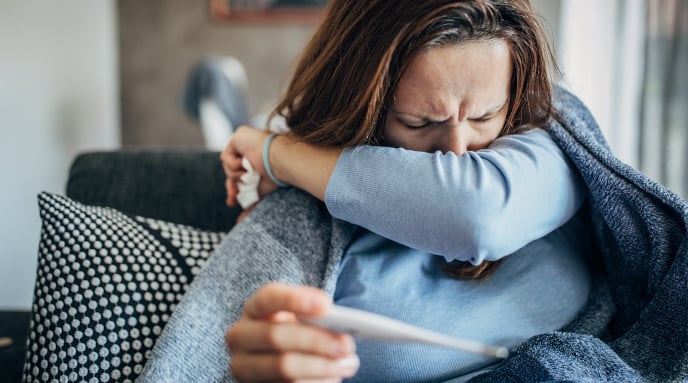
[495,110,509,135]
[490,117,507,138]
[468,118,506,151]
[480,114,508,141]
[382,121,409,147]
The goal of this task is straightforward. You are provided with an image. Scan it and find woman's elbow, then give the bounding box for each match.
[440,203,511,263]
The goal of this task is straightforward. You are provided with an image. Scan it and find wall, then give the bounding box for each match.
[118,0,316,147]
[532,0,562,54]
[0,0,119,309]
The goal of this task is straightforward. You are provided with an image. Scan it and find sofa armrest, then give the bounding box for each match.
[66,149,239,232]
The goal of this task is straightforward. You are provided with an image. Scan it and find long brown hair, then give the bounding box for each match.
[273,0,558,278]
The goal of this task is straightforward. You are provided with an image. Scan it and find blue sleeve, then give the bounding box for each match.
[324,128,585,264]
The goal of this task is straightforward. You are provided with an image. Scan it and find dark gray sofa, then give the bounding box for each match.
[66,149,241,232]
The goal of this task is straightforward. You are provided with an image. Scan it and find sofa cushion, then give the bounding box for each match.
[66,149,239,232]
[23,192,225,382]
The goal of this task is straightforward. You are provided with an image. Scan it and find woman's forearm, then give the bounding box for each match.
[254,128,583,264]
[324,128,585,263]
[269,134,342,201]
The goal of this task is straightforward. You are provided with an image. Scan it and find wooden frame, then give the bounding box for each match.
[209,0,326,24]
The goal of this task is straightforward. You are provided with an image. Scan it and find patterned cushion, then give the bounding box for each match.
[23,193,225,382]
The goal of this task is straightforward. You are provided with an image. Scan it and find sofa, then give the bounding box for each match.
[22,149,240,382]
[65,149,239,232]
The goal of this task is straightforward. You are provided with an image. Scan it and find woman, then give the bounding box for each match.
[222,0,590,382]
[222,0,582,266]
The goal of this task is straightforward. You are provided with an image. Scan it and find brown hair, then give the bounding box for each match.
[273,0,558,278]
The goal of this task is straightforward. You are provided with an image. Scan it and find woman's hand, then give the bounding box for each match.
[220,126,279,216]
[221,125,343,218]
[225,283,359,382]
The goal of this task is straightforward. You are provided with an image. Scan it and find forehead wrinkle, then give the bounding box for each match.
[393,40,510,122]
[394,82,459,122]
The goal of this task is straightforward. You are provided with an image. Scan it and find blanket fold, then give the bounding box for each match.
[545,89,688,382]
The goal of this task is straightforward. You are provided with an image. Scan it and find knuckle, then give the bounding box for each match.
[224,325,239,350]
[254,285,270,302]
[229,357,248,381]
[241,297,254,316]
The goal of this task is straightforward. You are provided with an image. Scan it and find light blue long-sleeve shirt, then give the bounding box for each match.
[325,128,585,264]
[327,128,590,381]
[334,213,592,382]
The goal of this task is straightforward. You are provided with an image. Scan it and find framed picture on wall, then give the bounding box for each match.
[209,0,328,24]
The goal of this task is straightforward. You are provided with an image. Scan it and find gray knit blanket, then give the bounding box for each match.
[138,88,688,383]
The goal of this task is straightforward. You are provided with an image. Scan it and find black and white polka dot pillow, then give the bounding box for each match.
[23,192,225,383]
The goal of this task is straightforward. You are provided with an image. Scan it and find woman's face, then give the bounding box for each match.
[384,40,512,154]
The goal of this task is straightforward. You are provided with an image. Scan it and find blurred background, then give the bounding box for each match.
[0,0,686,312]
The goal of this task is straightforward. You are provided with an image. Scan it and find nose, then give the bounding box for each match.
[437,123,467,155]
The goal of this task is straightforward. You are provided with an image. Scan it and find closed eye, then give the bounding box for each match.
[468,115,494,123]
[402,116,452,130]
[469,100,508,123]
[405,121,432,130]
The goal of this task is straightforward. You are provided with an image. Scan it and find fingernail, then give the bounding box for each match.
[337,355,359,376]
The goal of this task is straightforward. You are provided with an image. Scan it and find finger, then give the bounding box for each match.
[244,283,331,319]
[226,179,239,206]
[228,154,244,170]
[225,320,355,358]
[222,155,244,176]
[230,352,359,382]
[237,209,252,223]
[228,170,247,186]
[220,143,237,166]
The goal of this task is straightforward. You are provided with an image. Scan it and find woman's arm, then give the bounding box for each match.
[324,128,585,263]
[221,127,338,206]
[270,134,341,201]
[224,127,585,263]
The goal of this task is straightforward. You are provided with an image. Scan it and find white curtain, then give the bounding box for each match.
[558,0,645,168]
[639,0,688,200]
[559,0,688,200]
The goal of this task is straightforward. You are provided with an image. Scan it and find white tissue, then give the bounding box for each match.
[236,157,260,209]
[234,118,289,210]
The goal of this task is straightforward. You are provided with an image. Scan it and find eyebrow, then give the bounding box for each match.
[473,100,508,119]
[392,99,508,122]
[393,113,437,124]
